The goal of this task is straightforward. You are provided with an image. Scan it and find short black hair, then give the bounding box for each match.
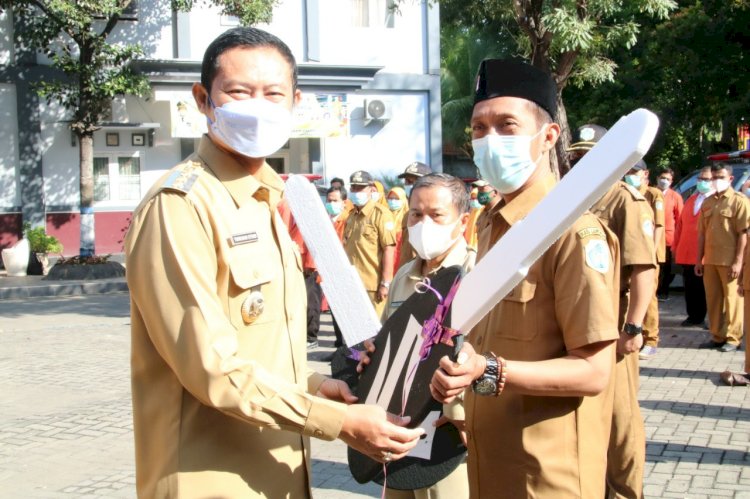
[330,177,345,187]
[327,186,347,200]
[658,167,675,177]
[412,173,470,214]
[201,27,297,93]
[711,163,732,176]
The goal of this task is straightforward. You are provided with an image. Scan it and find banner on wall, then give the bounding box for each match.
[292,93,349,138]
[739,123,749,151]
[170,98,208,138]
[166,92,349,139]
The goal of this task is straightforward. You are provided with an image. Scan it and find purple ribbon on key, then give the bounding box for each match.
[415,275,462,360]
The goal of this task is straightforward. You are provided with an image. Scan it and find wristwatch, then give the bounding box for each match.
[380,280,391,289]
[472,353,499,396]
[623,322,643,336]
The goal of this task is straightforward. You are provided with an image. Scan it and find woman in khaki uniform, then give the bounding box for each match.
[126,28,423,498]
[430,59,620,499]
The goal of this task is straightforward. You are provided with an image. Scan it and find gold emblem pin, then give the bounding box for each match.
[241,290,265,324]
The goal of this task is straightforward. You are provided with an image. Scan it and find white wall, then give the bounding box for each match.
[110,0,174,60]
[0,84,20,208]
[324,92,428,185]
[0,10,13,66]
[39,102,79,207]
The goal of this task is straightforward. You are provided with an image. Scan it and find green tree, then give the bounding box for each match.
[0,0,276,255]
[440,25,510,158]
[406,0,678,174]
[564,0,750,175]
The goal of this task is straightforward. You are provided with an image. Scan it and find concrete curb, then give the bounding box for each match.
[0,278,128,300]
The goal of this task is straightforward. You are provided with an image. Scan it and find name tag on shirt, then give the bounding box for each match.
[229,232,258,246]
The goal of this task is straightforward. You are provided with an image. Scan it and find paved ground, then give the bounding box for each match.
[0,288,748,498]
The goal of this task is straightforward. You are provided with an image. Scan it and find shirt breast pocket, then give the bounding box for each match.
[228,243,275,329]
[363,224,378,243]
[496,279,539,341]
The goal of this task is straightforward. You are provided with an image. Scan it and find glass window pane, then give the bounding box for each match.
[93,157,110,201]
[118,157,141,201]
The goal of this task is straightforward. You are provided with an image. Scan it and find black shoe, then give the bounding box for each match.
[699,340,725,349]
[719,343,738,353]
[307,340,319,351]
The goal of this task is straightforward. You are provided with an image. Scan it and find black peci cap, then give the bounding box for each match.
[350,170,374,186]
[397,162,432,179]
[474,58,558,119]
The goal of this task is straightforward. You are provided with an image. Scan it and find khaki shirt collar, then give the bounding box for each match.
[498,171,557,227]
[196,135,284,208]
[715,186,735,200]
[353,199,376,217]
[406,240,469,283]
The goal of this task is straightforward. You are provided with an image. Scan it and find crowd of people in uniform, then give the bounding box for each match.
[123,25,749,499]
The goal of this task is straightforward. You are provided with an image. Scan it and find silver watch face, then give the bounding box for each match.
[474,378,496,396]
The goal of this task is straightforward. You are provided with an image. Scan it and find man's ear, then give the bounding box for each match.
[293,88,302,107]
[192,83,210,116]
[543,123,561,152]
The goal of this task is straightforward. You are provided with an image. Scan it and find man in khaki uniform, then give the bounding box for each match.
[635,162,666,359]
[396,162,432,270]
[359,173,474,498]
[344,170,397,320]
[125,27,423,498]
[722,240,750,385]
[696,163,750,352]
[570,125,656,499]
[430,59,620,499]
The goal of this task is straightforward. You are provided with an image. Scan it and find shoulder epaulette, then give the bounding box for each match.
[161,162,203,195]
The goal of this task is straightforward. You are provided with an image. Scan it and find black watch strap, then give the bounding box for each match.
[623,322,643,336]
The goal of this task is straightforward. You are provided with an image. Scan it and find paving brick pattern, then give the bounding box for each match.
[0,291,748,497]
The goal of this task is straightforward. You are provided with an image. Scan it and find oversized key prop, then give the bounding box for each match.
[285,108,660,488]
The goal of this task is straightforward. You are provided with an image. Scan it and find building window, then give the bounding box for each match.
[93,153,141,204]
[352,0,395,28]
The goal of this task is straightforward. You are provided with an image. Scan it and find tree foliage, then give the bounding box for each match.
[564,0,750,175]
[173,0,278,26]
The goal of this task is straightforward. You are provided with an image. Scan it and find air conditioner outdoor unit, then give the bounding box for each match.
[364,99,391,122]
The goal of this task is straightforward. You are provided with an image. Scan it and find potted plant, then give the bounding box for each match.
[23,223,63,275]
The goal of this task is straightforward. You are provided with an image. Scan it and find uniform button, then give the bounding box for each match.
[476,336,483,344]
[466,431,472,440]
[314,429,324,437]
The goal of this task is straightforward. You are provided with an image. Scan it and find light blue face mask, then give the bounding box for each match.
[350,191,370,207]
[470,200,482,210]
[623,174,642,189]
[471,127,546,194]
[696,180,713,194]
[325,201,343,216]
[387,199,403,211]
[404,184,413,197]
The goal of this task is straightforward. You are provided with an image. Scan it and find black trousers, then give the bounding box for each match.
[305,270,322,342]
[682,264,707,324]
[657,248,675,297]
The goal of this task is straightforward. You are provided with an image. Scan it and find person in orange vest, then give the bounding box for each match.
[655,167,684,300]
[672,167,710,327]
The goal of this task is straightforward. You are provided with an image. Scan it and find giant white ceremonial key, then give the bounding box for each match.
[285,176,382,346]
[451,108,660,333]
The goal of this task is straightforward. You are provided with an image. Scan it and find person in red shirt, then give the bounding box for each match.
[672,167,710,326]
[656,167,684,300]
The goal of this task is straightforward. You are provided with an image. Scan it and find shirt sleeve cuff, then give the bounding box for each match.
[307,370,328,395]
[303,396,347,441]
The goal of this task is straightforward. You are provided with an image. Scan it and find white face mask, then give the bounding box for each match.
[208,97,292,158]
[657,178,671,190]
[472,127,545,195]
[714,178,731,193]
[408,216,460,261]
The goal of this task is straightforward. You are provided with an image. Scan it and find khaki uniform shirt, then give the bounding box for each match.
[641,184,666,262]
[344,200,397,291]
[125,136,347,498]
[466,173,620,498]
[397,213,416,271]
[698,187,750,266]
[591,181,657,291]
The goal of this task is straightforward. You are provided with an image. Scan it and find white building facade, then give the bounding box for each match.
[0,0,441,256]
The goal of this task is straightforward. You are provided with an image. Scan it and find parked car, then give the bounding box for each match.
[672,151,750,200]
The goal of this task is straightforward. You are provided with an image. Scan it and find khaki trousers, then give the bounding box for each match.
[744,296,750,373]
[385,460,469,499]
[642,267,660,347]
[703,264,744,345]
[606,352,645,499]
[368,290,388,322]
